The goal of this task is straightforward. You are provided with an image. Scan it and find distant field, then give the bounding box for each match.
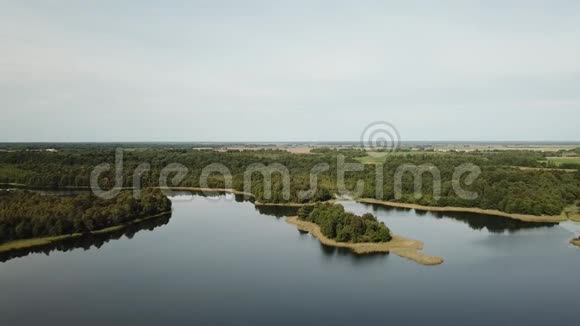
[187,144,579,156]
[563,201,580,222]
[355,151,443,164]
[544,157,580,167]
[516,166,577,173]
[193,146,313,154]
[355,153,388,164]
[430,144,578,152]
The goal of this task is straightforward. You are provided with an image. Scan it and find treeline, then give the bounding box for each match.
[0,146,579,216]
[0,189,172,244]
[0,214,172,263]
[355,155,580,216]
[0,148,341,203]
[559,163,580,169]
[297,203,392,243]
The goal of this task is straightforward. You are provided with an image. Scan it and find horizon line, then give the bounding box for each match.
[1,140,580,145]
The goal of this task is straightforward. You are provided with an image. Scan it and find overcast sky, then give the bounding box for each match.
[1,1,579,142]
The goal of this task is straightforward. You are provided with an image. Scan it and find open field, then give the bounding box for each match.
[355,151,447,164]
[355,153,388,164]
[193,146,313,154]
[428,144,579,152]
[187,143,580,157]
[544,156,580,167]
[514,166,577,173]
[217,146,313,154]
[562,202,580,222]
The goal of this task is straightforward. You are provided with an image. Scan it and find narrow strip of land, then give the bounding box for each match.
[286,216,443,265]
[571,238,580,247]
[356,198,568,223]
[0,211,172,254]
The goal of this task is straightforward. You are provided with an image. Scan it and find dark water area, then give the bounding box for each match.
[1,192,579,325]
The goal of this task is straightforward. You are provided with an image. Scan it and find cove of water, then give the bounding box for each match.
[1,191,579,325]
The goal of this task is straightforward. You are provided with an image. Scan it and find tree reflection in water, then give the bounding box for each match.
[0,213,172,263]
[360,203,558,233]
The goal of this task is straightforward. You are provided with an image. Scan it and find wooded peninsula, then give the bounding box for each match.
[0,189,172,246]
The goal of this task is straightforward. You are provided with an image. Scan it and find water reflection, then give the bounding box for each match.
[0,213,172,263]
[167,189,300,218]
[254,205,300,218]
[0,190,561,263]
[358,203,558,233]
[2,194,579,325]
[318,242,388,259]
[168,189,247,203]
[431,211,557,233]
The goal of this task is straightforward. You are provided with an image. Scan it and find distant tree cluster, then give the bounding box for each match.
[297,203,392,243]
[0,189,171,244]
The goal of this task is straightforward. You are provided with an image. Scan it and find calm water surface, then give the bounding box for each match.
[1,192,579,325]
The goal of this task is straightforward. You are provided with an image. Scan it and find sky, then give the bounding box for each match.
[1,1,579,142]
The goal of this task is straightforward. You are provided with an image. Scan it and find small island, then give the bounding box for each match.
[0,189,172,253]
[571,237,580,247]
[287,203,443,265]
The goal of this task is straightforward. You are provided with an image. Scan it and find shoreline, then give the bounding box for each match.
[255,201,312,207]
[0,211,172,254]
[356,198,567,223]
[0,184,325,207]
[254,200,336,207]
[3,185,575,258]
[163,187,322,207]
[161,186,254,198]
[286,216,443,266]
[3,183,575,221]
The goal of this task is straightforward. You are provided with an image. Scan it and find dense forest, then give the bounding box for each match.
[0,189,172,243]
[369,154,580,216]
[0,145,579,216]
[297,203,392,242]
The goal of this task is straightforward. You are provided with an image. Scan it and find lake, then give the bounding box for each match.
[1,191,579,325]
